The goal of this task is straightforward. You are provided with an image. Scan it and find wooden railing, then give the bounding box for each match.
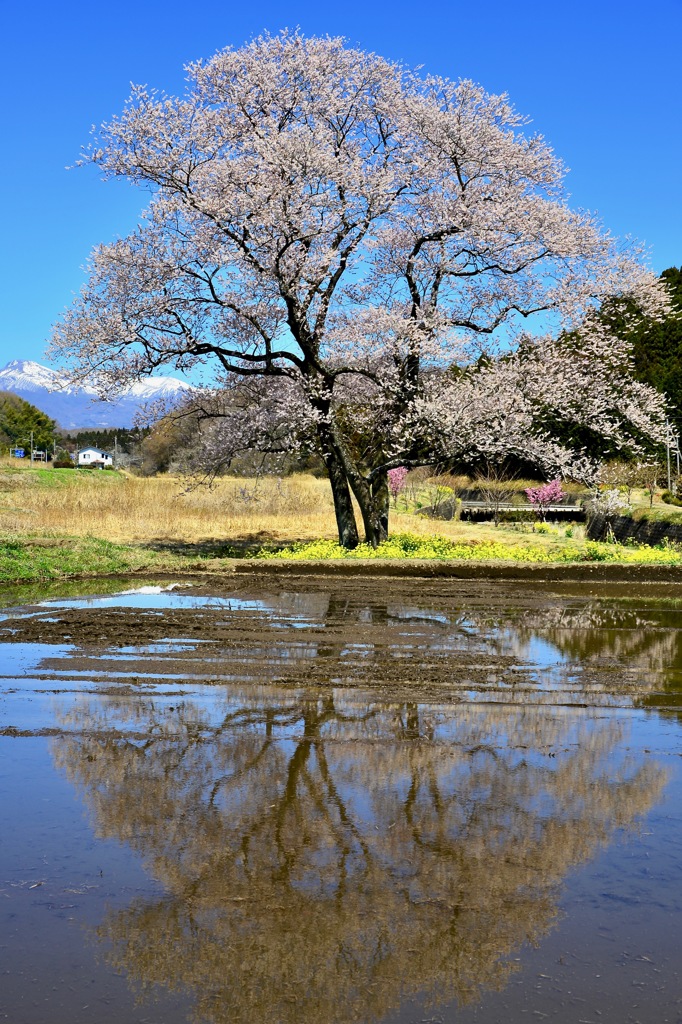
[460,501,583,513]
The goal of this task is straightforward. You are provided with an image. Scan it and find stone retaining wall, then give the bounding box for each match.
[587,513,682,546]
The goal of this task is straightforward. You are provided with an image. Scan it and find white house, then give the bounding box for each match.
[77,447,114,468]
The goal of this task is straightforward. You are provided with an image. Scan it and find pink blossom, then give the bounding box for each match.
[525,479,566,520]
[388,467,408,499]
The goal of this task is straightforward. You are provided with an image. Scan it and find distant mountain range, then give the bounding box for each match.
[0,360,192,429]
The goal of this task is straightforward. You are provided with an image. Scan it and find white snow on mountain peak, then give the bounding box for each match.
[0,359,63,391]
[0,360,190,398]
[125,376,191,399]
[0,359,193,428]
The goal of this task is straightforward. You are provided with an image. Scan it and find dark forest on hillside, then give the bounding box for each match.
[0,392,58,453]
[60,427,149,454]
[631,267,682,436]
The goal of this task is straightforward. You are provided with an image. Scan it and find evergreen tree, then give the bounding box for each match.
[600,267,682,437]
[631,268,682,437]
[62,427,147,455]
[0,392,58,454]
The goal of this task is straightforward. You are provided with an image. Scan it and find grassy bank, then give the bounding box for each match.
[1,462,681,585]
[0,536,185,584]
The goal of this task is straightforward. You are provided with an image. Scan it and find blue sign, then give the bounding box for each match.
[13,449,25,458]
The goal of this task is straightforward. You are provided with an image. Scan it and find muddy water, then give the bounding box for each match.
[1,575,681,1024]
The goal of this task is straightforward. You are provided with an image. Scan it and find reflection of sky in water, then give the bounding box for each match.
[39,592,276,612]
[21,587,327,630]
[9,587,474,629]
[524,634,571,672]
[113,640,217,654]
[0,642,74,677]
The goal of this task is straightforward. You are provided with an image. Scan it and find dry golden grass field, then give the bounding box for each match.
[0,460,575,545]
[0,466,341,544]
[2,459,681,587]
[0,460,590,555]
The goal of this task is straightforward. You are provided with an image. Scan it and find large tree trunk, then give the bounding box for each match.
[321,444,360,549]
[350,469,389,548]
[313,400,360,549]
[347,466,390,549]
[317,414,390,549]
[373,468,390,541]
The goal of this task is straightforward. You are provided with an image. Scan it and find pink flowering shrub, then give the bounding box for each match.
[525,479,566,520]
[388,467,408,504]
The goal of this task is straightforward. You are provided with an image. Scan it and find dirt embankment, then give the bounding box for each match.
[231,559,682,582]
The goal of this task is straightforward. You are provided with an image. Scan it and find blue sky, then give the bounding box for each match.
[2,0,681,370]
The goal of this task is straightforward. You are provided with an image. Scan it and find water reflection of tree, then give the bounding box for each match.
[511,602,682,704]
[51,690,667,1024]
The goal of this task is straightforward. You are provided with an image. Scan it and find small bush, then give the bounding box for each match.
[583,541,610,561]
[661,491,682,507]
[53,459,75,469]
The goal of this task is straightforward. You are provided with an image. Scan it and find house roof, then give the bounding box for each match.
[77,447,113,457]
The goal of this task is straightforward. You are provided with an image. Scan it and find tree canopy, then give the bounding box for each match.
[62,426,146,454]
[51,31,669,546]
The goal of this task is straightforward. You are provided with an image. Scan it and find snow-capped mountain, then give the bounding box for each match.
[0,360,191,428]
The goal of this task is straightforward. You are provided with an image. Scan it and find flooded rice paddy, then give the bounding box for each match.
[0,573,681,1024]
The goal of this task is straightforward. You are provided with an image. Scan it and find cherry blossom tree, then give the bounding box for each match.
[50,31,669,547]
[525,479,565,522]
[388,466,408,505]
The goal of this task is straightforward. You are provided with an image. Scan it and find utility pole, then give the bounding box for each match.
[30,430,34,465]
[666,419,672,492]
[114,435,118,468]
